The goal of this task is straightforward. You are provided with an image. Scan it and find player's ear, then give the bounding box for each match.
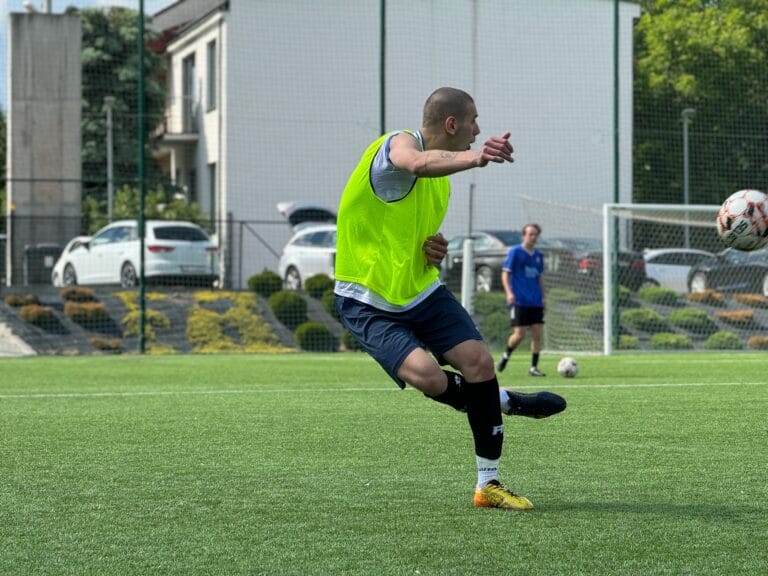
[445,116,457,135]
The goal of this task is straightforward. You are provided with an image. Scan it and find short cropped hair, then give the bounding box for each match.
[422,87,474,129]
[523,223,542,235]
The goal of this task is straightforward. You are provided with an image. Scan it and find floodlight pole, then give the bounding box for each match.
[682,108,696,248]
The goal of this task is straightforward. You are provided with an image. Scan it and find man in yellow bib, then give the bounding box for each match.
[334,87,565,511]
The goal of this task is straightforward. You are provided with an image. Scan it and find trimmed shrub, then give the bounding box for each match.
[574,303,603,329]
[64,302,110,328]
[638,285,680,306]
[733,293,768,308]
[341,330,362,351]
[304,274,334,299]
[618,334,639,350]
[478,310,511,348]
[650,332,693,350]
[321,288,339,320]
[3,294,39,307]
[248,269,283,298]
[621,308,667,333]
[268,290,308,330]
[686,290,724,306]
[668,308,717,333]
[746,335,768,350]
[295,321,337,352]
[473,292,507,316]
[704,331,743,350]
[546,287,581,303]
[60,286,97,302]
[19,304,57,328]
[122,309,171,340]
[89,337,122,352]
[713,309,755,326]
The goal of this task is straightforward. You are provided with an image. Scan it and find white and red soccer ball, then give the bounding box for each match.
[716,189,768,251]
[557,357,579,378]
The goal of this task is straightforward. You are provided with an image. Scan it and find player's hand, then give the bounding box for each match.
[477,132,514,166]
[423,233,448,266]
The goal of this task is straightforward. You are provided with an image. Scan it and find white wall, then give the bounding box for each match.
[167,0,640,287]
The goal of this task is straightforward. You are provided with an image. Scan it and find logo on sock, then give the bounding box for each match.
[491,424,504,436]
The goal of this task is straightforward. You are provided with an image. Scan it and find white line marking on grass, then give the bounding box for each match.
[0,380,765,400]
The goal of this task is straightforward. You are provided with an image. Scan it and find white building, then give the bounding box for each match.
[152,0,641,288]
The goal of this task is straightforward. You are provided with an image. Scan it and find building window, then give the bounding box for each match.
[182,54,196,132]
[207,40,217,112]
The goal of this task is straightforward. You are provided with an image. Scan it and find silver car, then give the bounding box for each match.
[643,248,714,293]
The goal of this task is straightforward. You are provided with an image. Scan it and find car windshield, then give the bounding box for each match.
[489,231,522,246]
[154,226,209,241]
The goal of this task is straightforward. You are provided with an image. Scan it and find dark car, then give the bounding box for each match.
[687,246,768,296]
[574,249,651,291]
[441,230,522,292]
[440,230,586,292]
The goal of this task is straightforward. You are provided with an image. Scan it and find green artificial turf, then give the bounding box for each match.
[1,353,766,575]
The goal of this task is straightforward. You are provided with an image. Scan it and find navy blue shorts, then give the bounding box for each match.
[335,285,483,389]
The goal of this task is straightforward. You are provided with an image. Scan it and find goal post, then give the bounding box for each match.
[602,203,721,354]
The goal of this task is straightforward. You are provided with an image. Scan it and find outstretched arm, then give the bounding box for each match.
[389,132,514,177]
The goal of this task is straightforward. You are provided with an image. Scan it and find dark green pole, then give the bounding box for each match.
[379,0,385,135]
[138,0,146,354]
[611,0,620,350]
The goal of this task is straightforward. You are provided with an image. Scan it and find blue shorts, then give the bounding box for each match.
[335,285,483,389]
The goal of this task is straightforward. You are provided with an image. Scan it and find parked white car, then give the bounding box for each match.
[52,220,219,288]
[277,224,336,290]
[643,248,715,293]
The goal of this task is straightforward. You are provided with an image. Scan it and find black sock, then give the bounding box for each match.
[532,352,540,367]
[425,370,467,411]
[505,346,514,356]
[464,377,503,459]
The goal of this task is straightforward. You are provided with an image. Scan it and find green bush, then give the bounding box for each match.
[60,286,97,302]
[618,334,639,350]
[620,308,668,333]
[650,332,693,350]
[668,308,717,333]
[478,310,511,348]
[473,292,507,316]
[704,331,743,350]
[122,309,171,340]
[638,285,680,306]
[268,290,308,330]
[574,303,603,329]
[3,294,39,307]
[321,288,339,320]
[19,304,57,328]
[295,321,337,352]
[304,274,334,299]
[248,269,283,298]
[64,301,111,328]
[546,287,581,303]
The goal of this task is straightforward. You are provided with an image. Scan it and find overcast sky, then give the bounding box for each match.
[0,0,176,110]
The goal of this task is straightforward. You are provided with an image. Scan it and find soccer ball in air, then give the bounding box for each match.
[557,357,579,378]
[716,189,768,251]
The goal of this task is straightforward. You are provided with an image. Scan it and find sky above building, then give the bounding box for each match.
[0,0,176,110]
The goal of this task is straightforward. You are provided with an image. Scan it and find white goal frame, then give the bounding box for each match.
[602,203,720,355]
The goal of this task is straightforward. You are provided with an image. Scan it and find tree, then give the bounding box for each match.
[634,0,768,210]
[80,7,169,227]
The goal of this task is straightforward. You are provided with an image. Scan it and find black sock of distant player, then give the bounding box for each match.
[532,352,540,367]
[425,370,467,411]
[464,377,503,460]
[505,345,514,355]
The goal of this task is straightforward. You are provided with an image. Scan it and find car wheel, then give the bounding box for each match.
[689,272,708,293]
[285,267,302,291]
[62,264,77,286]
[475,266,493,293]
[762,273,768,297]
[121,263,138,288]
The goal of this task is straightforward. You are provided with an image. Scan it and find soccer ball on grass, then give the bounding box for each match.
[716,189,768,251]
[557,357,579,378]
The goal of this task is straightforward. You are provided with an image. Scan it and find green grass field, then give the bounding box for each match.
[1,352,767,575]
